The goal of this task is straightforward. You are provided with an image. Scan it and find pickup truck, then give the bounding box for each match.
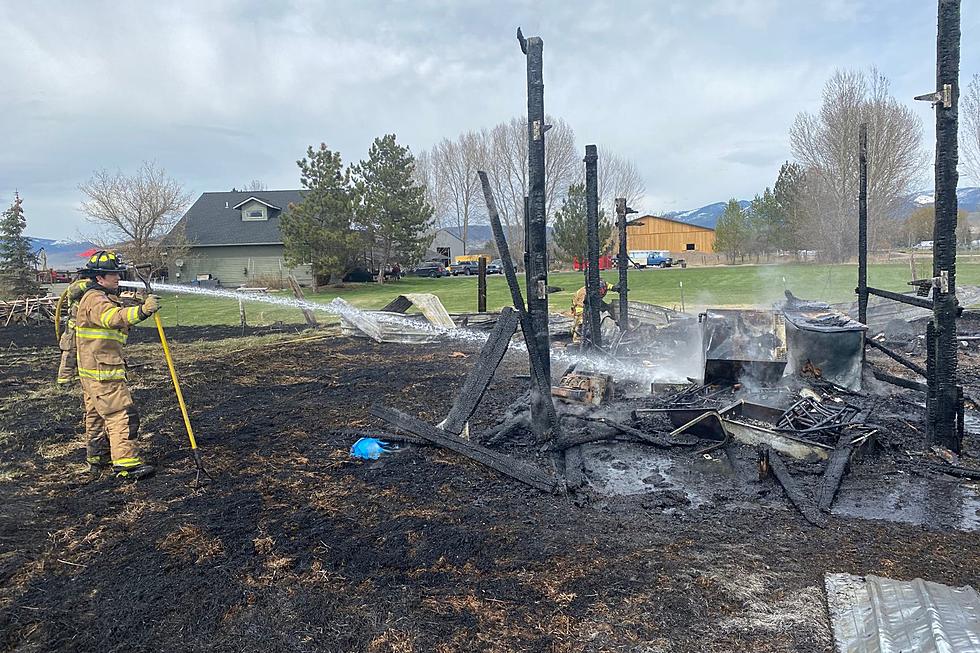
[449,261,480,276]
[646,253,673,268]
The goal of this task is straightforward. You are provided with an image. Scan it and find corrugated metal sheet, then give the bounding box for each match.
[825,573,980,653]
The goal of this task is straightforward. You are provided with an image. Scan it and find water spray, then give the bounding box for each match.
[120,281,685,385]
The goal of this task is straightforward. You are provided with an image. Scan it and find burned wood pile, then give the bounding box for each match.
[365,19,979,536]
[0,296,57,327]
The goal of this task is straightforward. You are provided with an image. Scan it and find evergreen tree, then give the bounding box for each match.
[280,143,361,285]
[552,183,612,264]
[0,193,40,297]
[353,134,434,283]
[714,199,750,265]
[773,161,809,255]
[747,188,782,261]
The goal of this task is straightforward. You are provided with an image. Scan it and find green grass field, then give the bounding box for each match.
[144,261,980,328]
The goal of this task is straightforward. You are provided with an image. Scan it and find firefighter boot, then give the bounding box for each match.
[113,458,156,480]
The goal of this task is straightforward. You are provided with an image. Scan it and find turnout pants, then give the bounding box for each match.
[80,378,140,463]
[56,326,77,384]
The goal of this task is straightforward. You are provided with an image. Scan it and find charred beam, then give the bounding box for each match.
[760,446,827,528]
[478,257,487,313]
[857,123,869,324]
[931,0,962,452]
[478,170,559,441]
[871,367,929,392]
[518,29,552,388]
[441,307,519,435]
[816,431,858,511]
[584,144,602,349]
[866,338,927,377]
[865,286,934,311]
[371,405,556,493]
[615,198,629,331]
[563,445,586,490]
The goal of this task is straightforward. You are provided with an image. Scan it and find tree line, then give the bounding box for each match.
[415,116,645,260]
[715,67,980,265]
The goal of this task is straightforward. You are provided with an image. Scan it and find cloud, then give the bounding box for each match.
[0,0,948,238]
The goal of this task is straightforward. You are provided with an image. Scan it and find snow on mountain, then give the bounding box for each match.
[27,237,99,269]
[913,194,934,205]
[664,200,751,229]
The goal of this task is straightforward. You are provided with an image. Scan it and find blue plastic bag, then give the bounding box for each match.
[350,437,393,460]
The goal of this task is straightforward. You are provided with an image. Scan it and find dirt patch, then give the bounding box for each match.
[0,327,978,652]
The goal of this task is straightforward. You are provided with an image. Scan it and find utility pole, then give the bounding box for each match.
[929,0,961,451]
[517,28,552,438]
[584,144,602,349]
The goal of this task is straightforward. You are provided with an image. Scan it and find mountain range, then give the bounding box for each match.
[27,187,980,260]
[28,237,99,269]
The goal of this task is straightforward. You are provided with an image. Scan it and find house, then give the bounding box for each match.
[167,190,314,287]
[625,215,716,253]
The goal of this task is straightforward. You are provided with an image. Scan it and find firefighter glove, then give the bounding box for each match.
[141,294,161,316]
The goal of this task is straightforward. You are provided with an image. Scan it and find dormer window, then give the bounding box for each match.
[232,196,280,222]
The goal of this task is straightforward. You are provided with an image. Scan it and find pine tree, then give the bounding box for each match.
[0,193,40,297]
[552,183,612,264]
[714,199,750,265]
[353,134,434,283]
[280,144,362,285]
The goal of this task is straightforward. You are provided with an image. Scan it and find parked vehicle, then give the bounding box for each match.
[646,253,674,268]
[487,259,503,274]
[611,256,646,270]
[409,262,448,278]
[449,261,480,276]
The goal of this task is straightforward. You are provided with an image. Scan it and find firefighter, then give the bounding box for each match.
[75,250,161,479]
[571,279,611,344]
[55,273,95,385]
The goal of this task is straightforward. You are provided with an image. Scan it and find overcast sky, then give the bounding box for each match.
[4,0,980,240]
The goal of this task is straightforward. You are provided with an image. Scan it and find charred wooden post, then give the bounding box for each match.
[478,170,560,441]
[616,198,630,331]
[371,405,556,493]
[518,28,552,437]
[857,123,869,325]
[441,307,519,435]
[478,257,487,313]
[930,0,962,452]
[584,144,602,349]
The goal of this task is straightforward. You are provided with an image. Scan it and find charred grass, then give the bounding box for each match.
[0,325,978,652]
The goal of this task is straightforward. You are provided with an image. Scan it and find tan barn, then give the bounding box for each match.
[625,215,715,253]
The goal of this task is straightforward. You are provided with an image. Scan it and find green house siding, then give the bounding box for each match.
[175,245,313,287]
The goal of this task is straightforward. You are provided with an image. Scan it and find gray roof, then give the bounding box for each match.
[176,190,305,247]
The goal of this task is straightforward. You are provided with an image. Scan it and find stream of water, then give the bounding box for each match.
[119,281,672,384]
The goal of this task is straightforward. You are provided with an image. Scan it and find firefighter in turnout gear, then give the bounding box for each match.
[75,251,161,479]
[571,279,611,344]
[56,274,95,385]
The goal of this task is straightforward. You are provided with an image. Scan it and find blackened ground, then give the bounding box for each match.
[0,326,978,653]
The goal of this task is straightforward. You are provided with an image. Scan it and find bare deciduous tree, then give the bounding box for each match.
[79,162,191,272]
[432,131,484,253]
[476,115,579,256]
[595,146,646,216]
[961,74,980,185]
[790,68,924,261]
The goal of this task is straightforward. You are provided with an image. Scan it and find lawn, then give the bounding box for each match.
[144,261,980,327]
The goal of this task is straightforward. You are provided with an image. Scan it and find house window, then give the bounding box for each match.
[242,207,267,221]
[686,243,696,251]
